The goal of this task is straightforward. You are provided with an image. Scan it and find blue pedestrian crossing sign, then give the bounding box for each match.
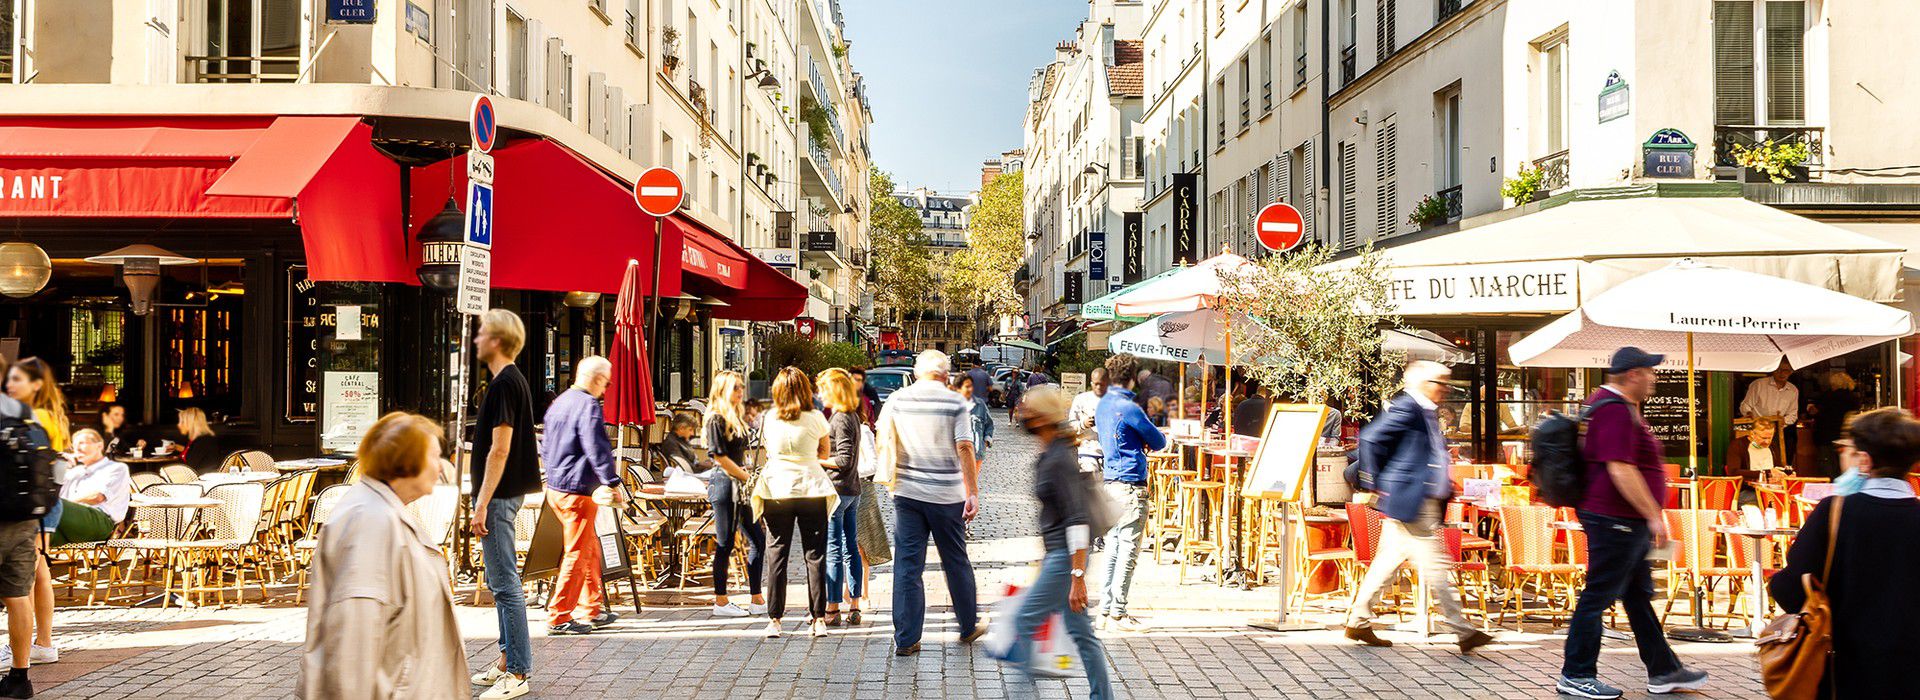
[464,182,494,248]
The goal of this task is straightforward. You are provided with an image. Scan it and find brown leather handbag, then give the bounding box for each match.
[1755,497,1842,699]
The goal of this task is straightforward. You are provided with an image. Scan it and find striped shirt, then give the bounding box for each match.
[878,378,974,504]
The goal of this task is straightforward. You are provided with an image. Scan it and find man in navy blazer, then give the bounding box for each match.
[1343,361,1493,653]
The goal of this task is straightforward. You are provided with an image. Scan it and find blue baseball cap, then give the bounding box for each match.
[1608,346,1665,374]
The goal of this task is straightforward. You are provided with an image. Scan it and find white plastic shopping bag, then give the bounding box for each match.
[980,584,1080,676]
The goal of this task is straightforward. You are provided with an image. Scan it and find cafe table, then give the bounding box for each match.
[275,457,349,472]
[126,495,221,607]
[632,486,710,589]
[1715,523,1798,638]
[1203,445,1252,588]
[196,471,280,486]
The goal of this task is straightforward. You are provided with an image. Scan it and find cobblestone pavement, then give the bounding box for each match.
[37,412,1765,699]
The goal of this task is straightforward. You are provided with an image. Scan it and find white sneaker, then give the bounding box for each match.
[470,664,508,687]
[712,603,749,618]
[764,620,784,638]
[810,619,828,638]
[0,644,57,665]
[478,675,531,700]
[1108,615,1149,633]
[746,602,768,616]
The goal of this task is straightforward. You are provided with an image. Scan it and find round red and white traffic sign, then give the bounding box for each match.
[635,167,684,217]
[470,95,498,153]
[1255,202,1306,252]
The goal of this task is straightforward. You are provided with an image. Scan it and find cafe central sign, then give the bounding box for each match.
[1383,260,1580,315]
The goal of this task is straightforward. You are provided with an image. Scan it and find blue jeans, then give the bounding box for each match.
[1006,549,1114,700]
[825,493,865,604]
[892,496,978,648]
[1561,511,1682,680]
[1096,482,1148,618]
[481,496,532,676]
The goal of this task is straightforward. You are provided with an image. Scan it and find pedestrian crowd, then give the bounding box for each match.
[0,313,1910,700]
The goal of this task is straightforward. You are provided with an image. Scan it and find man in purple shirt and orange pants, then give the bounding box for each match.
[539,355,627,636]
[1556,347,1708,700]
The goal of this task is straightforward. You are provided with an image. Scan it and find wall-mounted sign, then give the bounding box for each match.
[320,371,380,452]
[1642,128,1696,179]
[1382,260,1581,316]
[1171,173,1198,264]
[1088,231,1107,282]
[404,2,431,41]
[753,247,798,267]
[325,0,376,24]
[1063,270,1084,306]
[1122,211,1144,284]
[1597,70,1630,123]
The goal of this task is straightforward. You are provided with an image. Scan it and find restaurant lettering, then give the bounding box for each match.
[0,174,65,200]
[1171,173,1198,265]
[1383,261,1580,315]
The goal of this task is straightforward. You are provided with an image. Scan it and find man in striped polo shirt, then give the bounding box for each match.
[876,350,982,656]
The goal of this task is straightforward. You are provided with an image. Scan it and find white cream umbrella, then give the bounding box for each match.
[1511,258,1913,474]
[1112,251,1258,431]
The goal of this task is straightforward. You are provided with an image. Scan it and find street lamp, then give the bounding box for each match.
[415,198,466,293]
[1082,163,1108,176]
[0,241,51,298]
[84,244,196,315]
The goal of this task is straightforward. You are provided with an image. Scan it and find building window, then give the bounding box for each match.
[1238,56,1251,130]
[660,132,674,169]
[1215,78,1228,145]
[195,0,301,83]
[1536,36,1566,155]
[1438,86,1462,189]
[1259,36,1273,112]
[1292,5,1309,90]
[1714,0,1805,126]
[0,0,14,83]
[1339,0,1358,86]
[505,10,529,100]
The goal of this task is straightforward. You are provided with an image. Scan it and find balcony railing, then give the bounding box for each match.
[1295,52,1308,89]
[187,55,299,83]
[1714,125,1825,177]
[802,131,848,206]
[1438,0,1464,22]
[1532,149,1570,195]
[1240,96,1250,129]
[1339,46,1356,87]
[1439,185,1463,223]
[1262,79,1272,113]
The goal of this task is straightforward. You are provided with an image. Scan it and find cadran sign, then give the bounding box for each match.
[1382,260,1580,315]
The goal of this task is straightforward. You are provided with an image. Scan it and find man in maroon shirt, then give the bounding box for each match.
[1556,347,1708,700]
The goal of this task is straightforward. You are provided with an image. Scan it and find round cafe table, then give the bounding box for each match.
[1715,523,1798,638]
[633,487,710,589]
[126,495,220,607]
[275,457,349,472]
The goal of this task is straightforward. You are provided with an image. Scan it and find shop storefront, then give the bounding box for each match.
[0,108,802,457]
[1342,186,1909,477]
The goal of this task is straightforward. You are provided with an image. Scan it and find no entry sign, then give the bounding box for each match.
[635,167,684,217]
[1255,202,1305,253]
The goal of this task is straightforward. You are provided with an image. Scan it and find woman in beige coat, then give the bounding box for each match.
[300,412,467,699]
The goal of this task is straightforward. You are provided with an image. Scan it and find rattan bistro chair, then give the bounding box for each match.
[159,464,198,485]
[1496,505,1583,627]
[175,482,267,606]
[105,484,207,607]
[294,485,353,604]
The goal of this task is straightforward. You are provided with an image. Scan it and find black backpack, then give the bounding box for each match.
[1528,397,1622,508]
[0,406,58,523]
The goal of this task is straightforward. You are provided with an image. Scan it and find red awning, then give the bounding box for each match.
[407,139,677,297]
[675,215,808,322]
[672,216,748,288]
[0,117,293,218]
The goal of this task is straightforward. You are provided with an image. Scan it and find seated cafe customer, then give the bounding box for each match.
[176,407,226,472]
[1724,419,1784,504]
[44,429,130,545]
[1769,407,1920,699]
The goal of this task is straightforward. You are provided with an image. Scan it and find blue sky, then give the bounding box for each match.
[838,0,1087,195]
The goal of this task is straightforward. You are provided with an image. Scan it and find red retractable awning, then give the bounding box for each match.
[674,215,808,322]
[672,216,749,288]
[0,117,294,218]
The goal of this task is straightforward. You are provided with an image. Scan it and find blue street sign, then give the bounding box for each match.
[464,182,494,248]
[325,0,376,24]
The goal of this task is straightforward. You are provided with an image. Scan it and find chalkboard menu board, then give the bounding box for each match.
[1641,369,1708,462]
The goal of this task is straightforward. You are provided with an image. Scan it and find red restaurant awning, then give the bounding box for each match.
[673,215,808,321]
[0,116,294,218]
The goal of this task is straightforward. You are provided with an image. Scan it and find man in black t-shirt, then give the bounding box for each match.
[466,309,540,700]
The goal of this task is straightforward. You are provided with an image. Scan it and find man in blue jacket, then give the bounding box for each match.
[1093,354,1166,631]
[1344,360,1492,652]
[539,355,627,636]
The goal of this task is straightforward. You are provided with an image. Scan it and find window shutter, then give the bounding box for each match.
[1374,120,1398,239]
[1121,138,1138,179]
[1299,140,1316,243]
[608,86,627,153]
[528,21,547,108]
[587,72,608,141]
[1338,141,1359,249]
[1245,174,1259,254]
[1376,0,1395,61]
[1273,155,1291,216]
[627,108,646,161]
[1713,1,1755,125]
[545,37,566,112]
[1765,0,1805,125]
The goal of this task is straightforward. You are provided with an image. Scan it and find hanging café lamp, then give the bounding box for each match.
[84,244,196,315]
[0,241,51,298]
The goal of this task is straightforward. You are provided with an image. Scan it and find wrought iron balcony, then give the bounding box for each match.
[1438,0,1464,22]
[1339,47,1356,87]
[1295,52,1308,89]
[187,55,299,83]
[1532,149,1570,195]
[1714,125,1824,176]
[1439,185,1463,223]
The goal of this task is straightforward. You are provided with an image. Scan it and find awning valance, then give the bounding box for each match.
[1326,188,1908,316]
[0,116,295,219]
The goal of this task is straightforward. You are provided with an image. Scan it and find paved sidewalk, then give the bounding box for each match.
[33,413,1766,698]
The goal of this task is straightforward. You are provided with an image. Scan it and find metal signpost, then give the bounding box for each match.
[452,95,497,577]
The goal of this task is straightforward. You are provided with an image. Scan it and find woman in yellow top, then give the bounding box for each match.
[5,358,68,452]
[5,357,68,666]
[751,367,839,639]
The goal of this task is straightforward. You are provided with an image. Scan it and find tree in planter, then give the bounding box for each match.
[1214,244,1405,419]
[816,341,871,371]
[661,28,682,74]
[1500,165,1546,207]
[1731,139,1812,184]
[1407,193,1447,228]
[764,332,822,374]
[1051,334,1108,375]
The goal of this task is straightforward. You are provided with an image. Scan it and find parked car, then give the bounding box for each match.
[877,349,915,367]
[865,366,915,407]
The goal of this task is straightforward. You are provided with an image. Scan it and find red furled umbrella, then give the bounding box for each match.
[607,259,657,426]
